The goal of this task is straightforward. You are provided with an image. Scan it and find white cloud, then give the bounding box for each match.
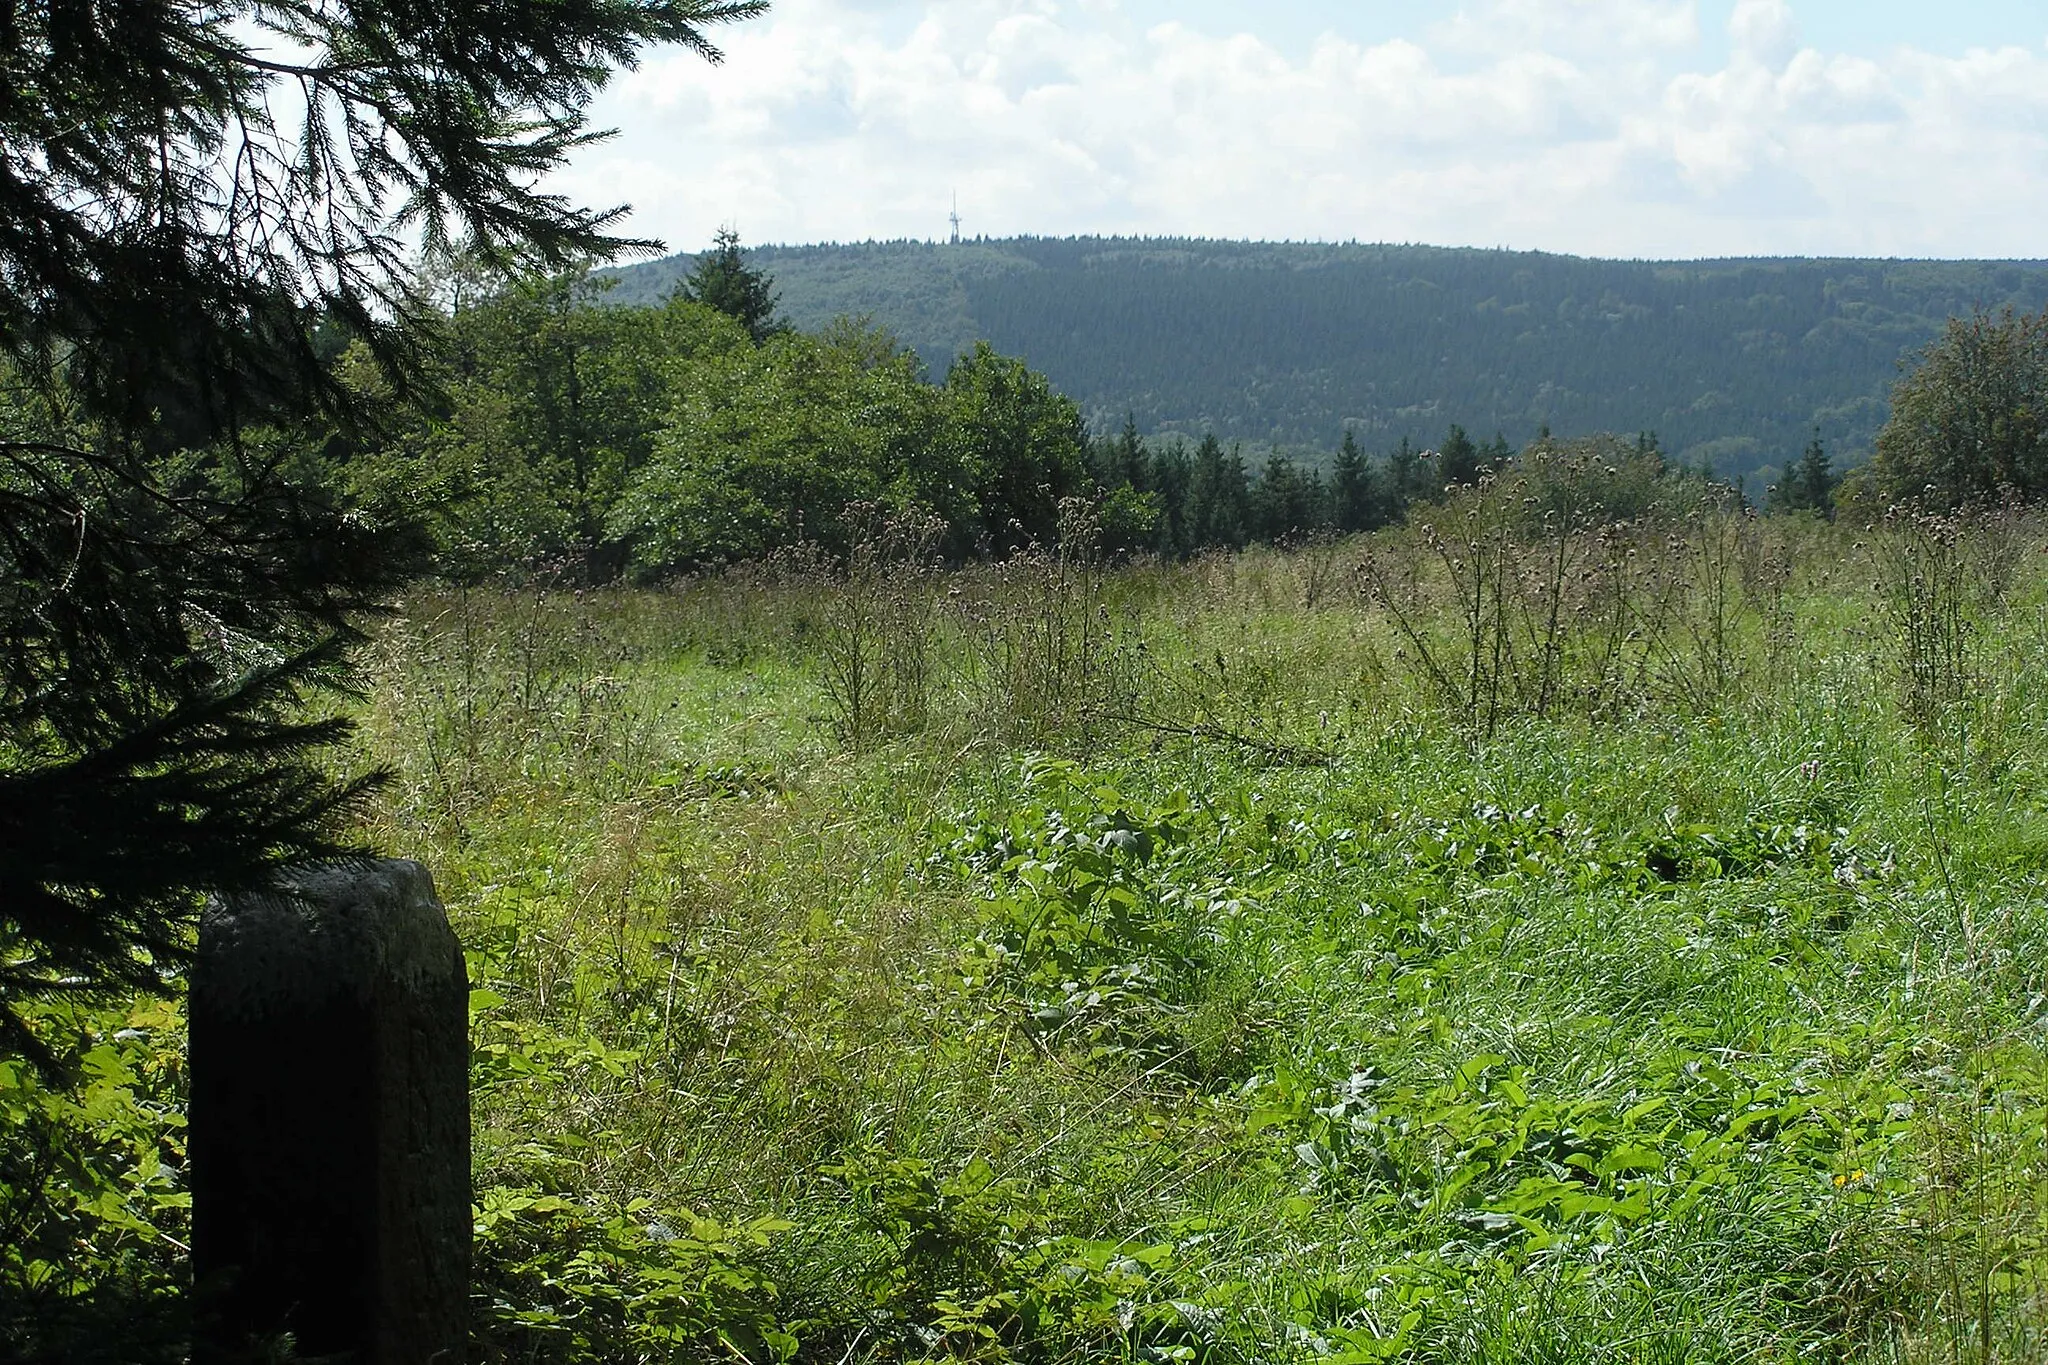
[1429,0,1697,61]
[1729,0,1800,69]
[556,0,2048,258]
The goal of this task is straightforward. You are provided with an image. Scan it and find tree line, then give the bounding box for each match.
[1080,421,1523,556]
[332,241,2048,582]
[335,251,1556,578]
[606,237,2048,485]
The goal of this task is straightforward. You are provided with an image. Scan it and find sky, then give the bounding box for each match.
[554,0,2048,261]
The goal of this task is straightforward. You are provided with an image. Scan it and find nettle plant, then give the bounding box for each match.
[823,1148,1240,1360]
[937,760,1238,1079]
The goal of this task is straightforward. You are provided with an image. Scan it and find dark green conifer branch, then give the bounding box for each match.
[0,0,765,1064]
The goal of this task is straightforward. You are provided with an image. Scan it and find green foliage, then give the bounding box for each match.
[472,1185,794,1362]
[0,420,406,1067]
[942,767,1221,1075]
[951,511,1140,741]
[945,344,1091,555]
[605,239,2048,478]
[1872,307,2048,509]
[1,0,765,1068]
[812,505,947,746]
[826,1150,1232,1359]
[21,513,2048,1362]
[351,250,1894,581]
[613,323,964,569]
[352,281,1103,575]
[347,274,742,578]
[1867,505,2027,729]
[1187,433,1250,550]
[1768,432,1839,519]
[0,0,765,419]
[1437,425,1482,490]
[1503,431,1718,528]
[1249,453,1324,544]
[1331,431,1376,534]
[1360,436,1745,733]
[0,1001,190,1363]
[678,228,784,343]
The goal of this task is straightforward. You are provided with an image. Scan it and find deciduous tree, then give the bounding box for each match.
[1872,307,2048,508]
[944,344,1089,554]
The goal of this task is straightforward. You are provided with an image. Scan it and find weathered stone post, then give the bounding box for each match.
[190,859,469,1365]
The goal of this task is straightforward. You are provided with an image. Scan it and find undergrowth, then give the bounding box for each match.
[6,510,2047,1363]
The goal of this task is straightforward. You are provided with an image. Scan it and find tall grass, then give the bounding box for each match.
[10,502,2047,1364]
[334,497,2048,1362]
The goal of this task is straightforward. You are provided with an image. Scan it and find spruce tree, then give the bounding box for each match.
[1188,433,1250,549]
[1794,433,1837,517]
[1439,424,1481,488]
[1770,432,1838,518]
[1481,432,1515,473]
[1332,430,1372,533]
[1303,468,1330,532]
[1150,440,1192,558]
[1387,436,1421,517]
[1113,414,1148,490]
[0,0,763,1065]
[1222,444,1253,547]
[1252,453,1298,542]
[681,227,783,343]
[1187,434,1226,550]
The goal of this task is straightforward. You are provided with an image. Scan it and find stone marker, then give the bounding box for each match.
[190,859,469,1364]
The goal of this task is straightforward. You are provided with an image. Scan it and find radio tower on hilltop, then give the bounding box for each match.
[949,192,962,245]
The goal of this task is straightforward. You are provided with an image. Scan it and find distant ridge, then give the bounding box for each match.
[603,237,2048,479]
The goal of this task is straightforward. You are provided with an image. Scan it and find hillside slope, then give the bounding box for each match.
[604,238,2048,477]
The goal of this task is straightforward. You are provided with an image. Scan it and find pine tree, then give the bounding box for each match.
[0,0,764,1065]
[681,227,783,343]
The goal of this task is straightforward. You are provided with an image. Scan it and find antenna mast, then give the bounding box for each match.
[949,192,962,245]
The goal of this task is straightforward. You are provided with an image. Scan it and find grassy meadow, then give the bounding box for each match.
[10,493,2048,1363]
[352,495,2048,1363]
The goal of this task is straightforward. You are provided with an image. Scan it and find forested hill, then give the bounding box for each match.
[604,238,2048,478]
